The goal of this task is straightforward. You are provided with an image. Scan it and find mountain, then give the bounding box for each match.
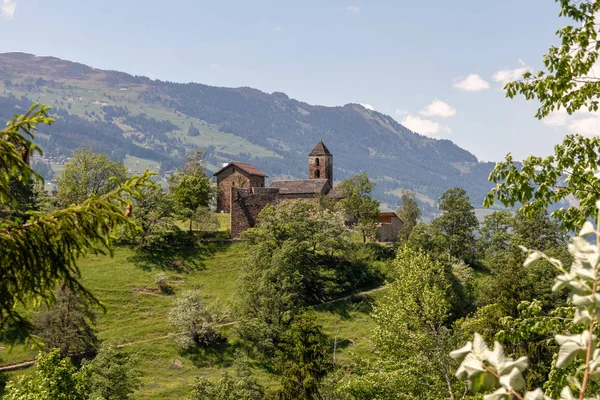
[0,52,496,215]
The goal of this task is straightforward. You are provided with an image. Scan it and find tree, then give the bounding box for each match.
[277,311,334,400]
[169,150,213,232]
[0,104,152,328]
[83,342,142,400]
[451,207,600,399]
[396,190,421,242]
[477,210,514,260]
[337,172,380,242]
[57,148,128,205]
[32,286,99,358]
[188,352,265,400]
[433,187,478,260]
[485,0,600,231]
[237,202,364,357]
[3,349,91,400]
[342,246,463,399]
[130,185,176,245]
[168,290,223,350]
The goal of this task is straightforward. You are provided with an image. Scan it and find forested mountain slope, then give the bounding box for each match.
[0,52,496,214]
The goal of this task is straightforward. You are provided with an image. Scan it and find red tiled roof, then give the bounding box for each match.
[213,162,268,177]
[379,212,398,218]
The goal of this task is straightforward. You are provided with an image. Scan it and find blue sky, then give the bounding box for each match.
[0,0,589,162]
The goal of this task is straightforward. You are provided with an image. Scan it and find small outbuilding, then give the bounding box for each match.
[377,211,403,242]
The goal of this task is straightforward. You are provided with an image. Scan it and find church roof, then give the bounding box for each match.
[326,188,345,199]
[270,179,331,195]
[213,162,268,177]
[309,140,332,156]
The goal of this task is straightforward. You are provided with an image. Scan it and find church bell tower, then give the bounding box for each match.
[308,140,333,187]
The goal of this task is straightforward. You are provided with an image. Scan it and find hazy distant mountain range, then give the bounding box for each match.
[0,52,497,215]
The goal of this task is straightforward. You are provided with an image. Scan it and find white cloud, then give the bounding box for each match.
[541,108,600,137]
[568,116,600,137]
[360,103,375,111]
[493,60,531,85]
[542,109,569,127]
[346,5,360,15]
[453,74,490,92]
[401,115,451,138]
[1,0,16,18]
[419,99,456,118]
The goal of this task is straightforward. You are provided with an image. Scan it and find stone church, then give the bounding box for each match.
[214,140,403,240]
[214,141,342,238]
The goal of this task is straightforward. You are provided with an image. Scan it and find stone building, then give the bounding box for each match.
[213,162,268,213]
[377,211,403,242]
[227,141,340,238]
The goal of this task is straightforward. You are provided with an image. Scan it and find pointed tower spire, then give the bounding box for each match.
[308,140,333,186]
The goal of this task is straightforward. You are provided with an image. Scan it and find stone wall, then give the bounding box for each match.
[308,154,333,186]
[377,217,403,242]
[230,187,279,238]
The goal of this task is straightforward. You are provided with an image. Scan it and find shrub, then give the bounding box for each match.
[168,290,224,350]
[154,272,172,294]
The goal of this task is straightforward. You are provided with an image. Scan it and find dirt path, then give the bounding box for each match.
[0,286,386,372]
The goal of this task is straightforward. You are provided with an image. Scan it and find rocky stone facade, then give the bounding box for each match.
[308,141,333,187]
[214,162,267,213]
[230,187,279,238]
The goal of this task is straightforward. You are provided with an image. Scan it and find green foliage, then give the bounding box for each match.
[0,104,49,206]
[168,290,224,351]
[485,0,600,232]
[237,201,381,357]
[342,246,463,399]
[433,187,479,260]
[477,211,514,260]
[451,203,600,399]
[187,352,265,400]
[486,135,600,232]
[3,349,91,400]
[57,148,128,206]
[0,105,154,327]
[32,286,99,358]
[277,311,334,400]
[504,0,600,119]
[396,190,421,243]
[337,172,380,242]
[83,342,142,400]
[169,151,213,231]
[129,185,176,245]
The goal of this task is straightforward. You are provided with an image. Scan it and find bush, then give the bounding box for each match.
[154,272,173,294]
[32,286,99,359]
[168,290,224,350]
[83,342,142,400]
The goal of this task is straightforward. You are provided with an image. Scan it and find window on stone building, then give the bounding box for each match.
[315,158,320,166]
[315,170,320,178]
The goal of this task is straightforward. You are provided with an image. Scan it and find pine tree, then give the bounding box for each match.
[0,104,153,328]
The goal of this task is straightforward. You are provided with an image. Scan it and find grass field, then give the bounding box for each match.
[0,234,380,398]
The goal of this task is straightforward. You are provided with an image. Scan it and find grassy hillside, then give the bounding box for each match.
[0,52,498,215]
[0,238,382,398]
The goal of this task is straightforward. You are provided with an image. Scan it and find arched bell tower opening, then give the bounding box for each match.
[308,140,333,187]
